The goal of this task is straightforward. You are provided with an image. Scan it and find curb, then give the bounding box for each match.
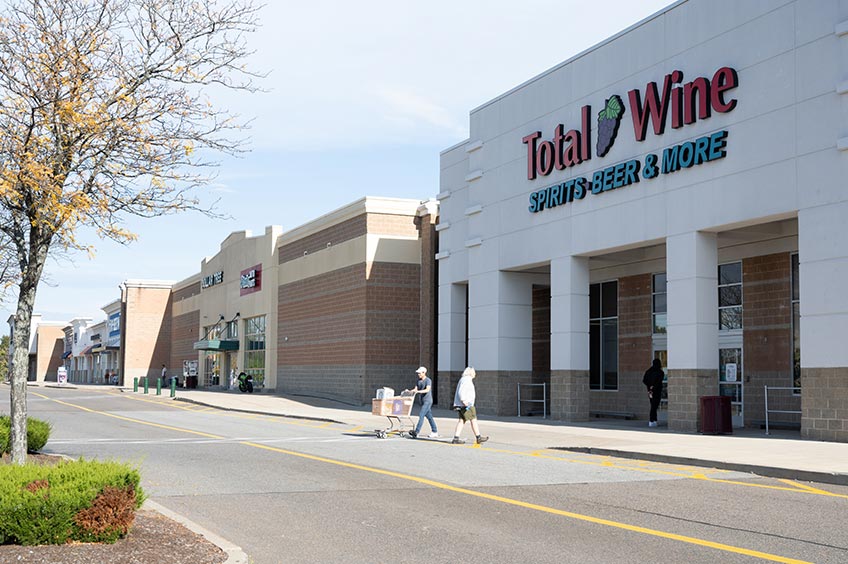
[143,499,248,564]
[556,447,848,487]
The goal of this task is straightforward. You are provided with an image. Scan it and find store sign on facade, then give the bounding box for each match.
[201,270,224,289]
[524,66,739,214]
[107,311,120,347]
[240,264,262,296]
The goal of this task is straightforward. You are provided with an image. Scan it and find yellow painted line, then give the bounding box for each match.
[241,441,810,564]
[30,392,814,563]
[45,391,844,500]
[778,479,845,497]
[31,392,223,439]
[348,425,364,434]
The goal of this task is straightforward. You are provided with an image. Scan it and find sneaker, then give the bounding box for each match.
[451,437,465,444]
[408,430,418,438]
[476,435,489,444]
[428,432,439,438]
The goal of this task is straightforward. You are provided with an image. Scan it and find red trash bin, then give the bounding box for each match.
[699,396,732,434]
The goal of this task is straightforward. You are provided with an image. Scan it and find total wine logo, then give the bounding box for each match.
[521,66,738,179]
[523,67,739,214]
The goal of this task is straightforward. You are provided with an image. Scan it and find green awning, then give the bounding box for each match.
[193,339,239,351]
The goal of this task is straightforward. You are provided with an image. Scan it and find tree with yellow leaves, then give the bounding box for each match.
[0,0,261,464]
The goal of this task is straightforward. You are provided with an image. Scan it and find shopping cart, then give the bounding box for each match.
[372,390,416,439]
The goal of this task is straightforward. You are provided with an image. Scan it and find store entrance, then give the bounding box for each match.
[719,344,744,427]
[652,348,668,423]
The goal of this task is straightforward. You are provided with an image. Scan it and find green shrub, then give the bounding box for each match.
[0,459,146,545]
[0,415,52,454]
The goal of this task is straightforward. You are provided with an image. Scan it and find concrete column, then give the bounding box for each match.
[437,282,467,406]
[467,270,537,415]
[798,204,848,442]
[666,231,718,432]
[550,256,590,421]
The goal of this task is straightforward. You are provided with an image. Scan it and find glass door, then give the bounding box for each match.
[719,347,743,427]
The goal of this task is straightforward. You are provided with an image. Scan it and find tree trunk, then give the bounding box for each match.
[9,283,36,464]
[9,235,50,465]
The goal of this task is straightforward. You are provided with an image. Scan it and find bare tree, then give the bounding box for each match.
[0,0,261,463]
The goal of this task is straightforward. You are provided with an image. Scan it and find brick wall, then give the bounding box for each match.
[417,213,437,387]
[170,309,200,378]
[532,285,551,373]
[173,282,201,303]
[279,215,367,264]
[36,327,65,383]
[589,274,652,417]
[122,287,172,382]
[278,263,368,399]
[742,253,798,426]
[367,213,419,238]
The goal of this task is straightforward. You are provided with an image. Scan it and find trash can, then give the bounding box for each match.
[699,396,732,434]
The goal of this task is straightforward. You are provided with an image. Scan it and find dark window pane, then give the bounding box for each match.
[602,318,618,390]
[719,307,743,330]
[653,273,667,294]
[793,302,801,389]
[590,284,600,319]
[589,320,600,389]
[791,254,799,301]
[653,293,667,313]
[653,313,667,334]
[719,262,742,285]
[601,281,618,317]
[719,285,742,307]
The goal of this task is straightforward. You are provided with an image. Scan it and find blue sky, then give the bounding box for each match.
[1,0,673,332]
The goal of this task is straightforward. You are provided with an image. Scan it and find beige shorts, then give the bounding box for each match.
[456,405,477,422]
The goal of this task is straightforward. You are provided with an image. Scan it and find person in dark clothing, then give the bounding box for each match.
[643,358,665,427]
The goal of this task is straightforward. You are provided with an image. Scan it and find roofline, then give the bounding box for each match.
[470,0,685,115]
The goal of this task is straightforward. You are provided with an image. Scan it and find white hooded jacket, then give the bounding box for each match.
[453,375,476,408]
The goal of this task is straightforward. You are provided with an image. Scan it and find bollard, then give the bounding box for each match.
[133,377,138,393]
[170,377,177,398]
[143,377,149,394]
[156,377,162,396]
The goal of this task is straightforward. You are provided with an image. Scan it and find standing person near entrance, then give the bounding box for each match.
[161,364,167,383]
[643,358,665,427]
[451,366,488,445]
[405,366,438,439]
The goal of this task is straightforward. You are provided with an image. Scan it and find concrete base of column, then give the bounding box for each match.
[438,370,548,416]
[436,371,462,410]
[550,370,589,421]
[667,369,717,433]
[801,367,848,443]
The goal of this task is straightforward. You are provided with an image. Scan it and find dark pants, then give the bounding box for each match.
[649,388,662,422]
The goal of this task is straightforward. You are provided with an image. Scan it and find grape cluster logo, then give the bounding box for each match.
[596,95,624,158]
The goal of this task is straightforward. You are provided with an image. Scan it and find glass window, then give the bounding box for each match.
[589,281,618,390]
[652,273,667,334]
[718,262,743,330]
[791,254,800,391]
[244,315,266,389]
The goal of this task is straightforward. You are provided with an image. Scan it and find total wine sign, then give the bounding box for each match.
[524,67,738,214]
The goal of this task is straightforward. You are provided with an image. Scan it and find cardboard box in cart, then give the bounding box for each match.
[371,396,414,416]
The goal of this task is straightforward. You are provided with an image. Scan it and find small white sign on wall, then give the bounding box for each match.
[725,363,738,382]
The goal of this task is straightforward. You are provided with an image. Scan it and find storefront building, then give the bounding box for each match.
[6,314,65,383]
[171,225,282,391]
[167,196,438,403]
[437,0,848,441]
[275,197,438,404]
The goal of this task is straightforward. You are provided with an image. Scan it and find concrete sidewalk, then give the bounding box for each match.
[153,386,848,486]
